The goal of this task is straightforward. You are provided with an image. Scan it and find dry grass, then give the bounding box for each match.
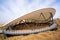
[0,24,4,40]
[6,30,60,40]
[54,18,60,26]
[0,34,4,40]
[54,18,60,30]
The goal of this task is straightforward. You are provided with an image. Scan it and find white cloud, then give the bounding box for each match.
[51,2,60,18]
[0,0,60,24]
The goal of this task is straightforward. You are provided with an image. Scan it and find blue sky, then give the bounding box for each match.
[0,0,60,24]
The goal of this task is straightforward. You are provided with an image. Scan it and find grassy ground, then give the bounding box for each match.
[0,34,4,40]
